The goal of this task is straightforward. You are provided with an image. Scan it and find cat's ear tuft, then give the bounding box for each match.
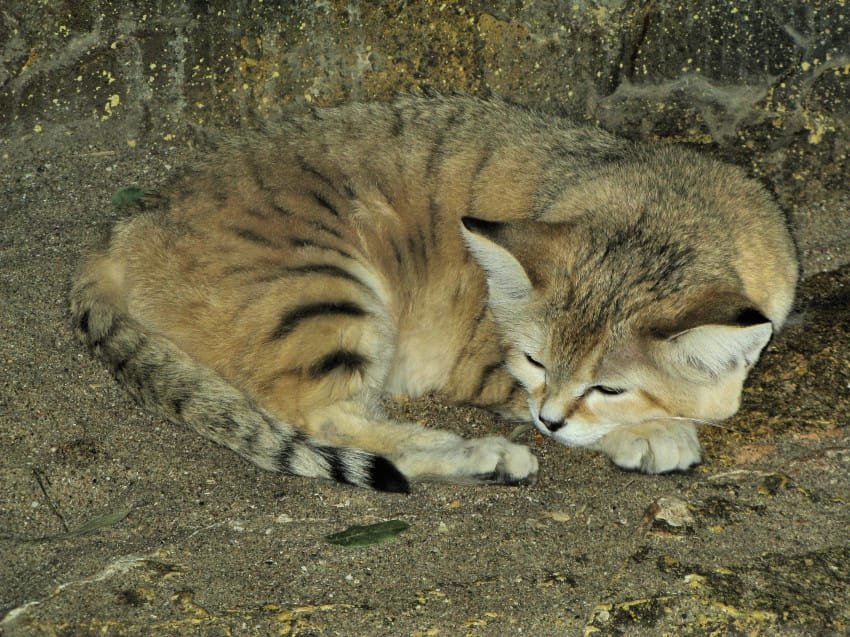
[460,217,533,304]
[665,320,773,378]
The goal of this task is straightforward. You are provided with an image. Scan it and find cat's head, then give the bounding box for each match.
[461,216,774,450]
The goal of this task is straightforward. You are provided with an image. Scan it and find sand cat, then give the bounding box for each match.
[71,96,797,492]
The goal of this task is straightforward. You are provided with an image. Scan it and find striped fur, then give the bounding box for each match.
[70,96,797,488]
[71,266,408,492]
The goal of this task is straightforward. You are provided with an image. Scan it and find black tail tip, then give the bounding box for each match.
[370,456,410,494]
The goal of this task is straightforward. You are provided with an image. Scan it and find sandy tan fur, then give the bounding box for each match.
[71,96,797,490]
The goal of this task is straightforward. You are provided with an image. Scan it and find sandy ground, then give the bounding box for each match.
[1,122,848,636]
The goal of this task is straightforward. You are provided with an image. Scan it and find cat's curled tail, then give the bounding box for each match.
[69,250,410,493]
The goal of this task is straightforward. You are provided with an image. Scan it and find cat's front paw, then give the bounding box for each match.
[596,421,701,474]
[467,436,539,485]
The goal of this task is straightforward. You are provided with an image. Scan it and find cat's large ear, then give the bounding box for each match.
[664,320,773,378]
[460,217,533,306]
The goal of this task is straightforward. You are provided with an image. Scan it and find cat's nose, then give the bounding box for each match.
[539,415,564,432]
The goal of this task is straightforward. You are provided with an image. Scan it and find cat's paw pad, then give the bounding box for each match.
[467,437,539,485]
[597,422,701,474]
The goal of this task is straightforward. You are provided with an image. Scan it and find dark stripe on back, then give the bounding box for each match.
[270,203,295,217]
[271,301,367,340]
[306,218,343,239]
[296,156,347,217]
[311,191,341,217]
[467,144,495,218]
[256,263,367,289]
[427,195,440,249]
[289,236,354,260]
[297,156,332,184]
[426,105,465,177]
[247,157,279,195]
[287,263,363,284]
[309,349,369,378]
[232,227,277,247]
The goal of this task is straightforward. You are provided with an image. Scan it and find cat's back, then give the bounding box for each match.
[116,95,797,333]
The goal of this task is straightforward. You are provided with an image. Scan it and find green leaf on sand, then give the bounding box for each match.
[112,186,145,209]
[325,520,410,547]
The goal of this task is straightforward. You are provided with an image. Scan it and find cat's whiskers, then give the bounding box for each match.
[641,415,737,433]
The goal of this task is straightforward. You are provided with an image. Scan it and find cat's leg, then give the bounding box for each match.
[592,421,702,473]
[438,320,534,422]
[242,257,538,486]
[302,401,538,485]
[253,318,536,485]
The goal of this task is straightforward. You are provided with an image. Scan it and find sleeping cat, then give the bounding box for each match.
[71,96,797,492]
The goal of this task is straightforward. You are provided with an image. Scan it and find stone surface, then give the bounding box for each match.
[1,2,849,635]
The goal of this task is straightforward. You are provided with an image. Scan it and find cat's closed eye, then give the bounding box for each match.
[590,385,626,396]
